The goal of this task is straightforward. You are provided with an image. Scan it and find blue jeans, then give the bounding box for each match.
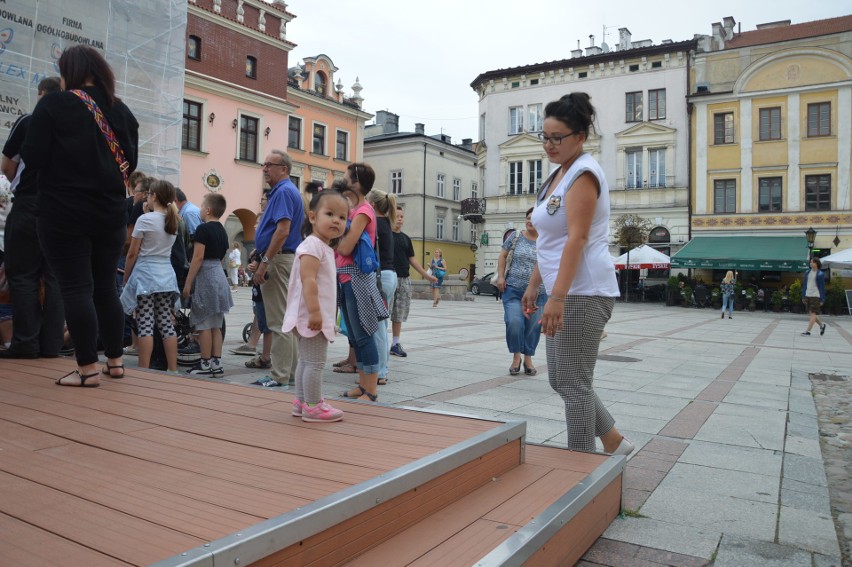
[339,281,379,374]
[503,285,546,356]
[372,270,398,379]
[721,293,733,315]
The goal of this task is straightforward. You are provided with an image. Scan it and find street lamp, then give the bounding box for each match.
[805,227,817,260]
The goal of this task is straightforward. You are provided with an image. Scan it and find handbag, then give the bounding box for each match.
[347,220,378,274]
[490,231,521,285]
[70,89,130,183]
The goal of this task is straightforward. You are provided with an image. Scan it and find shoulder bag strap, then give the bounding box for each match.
[70,89,130,182]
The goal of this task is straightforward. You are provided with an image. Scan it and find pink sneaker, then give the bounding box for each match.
[301,399,344,423]
[291,399,304,417]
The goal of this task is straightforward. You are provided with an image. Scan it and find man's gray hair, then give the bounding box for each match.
[270,149,291,169]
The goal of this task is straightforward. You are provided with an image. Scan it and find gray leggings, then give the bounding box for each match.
[294,332,329,404]
[546,296,615,452]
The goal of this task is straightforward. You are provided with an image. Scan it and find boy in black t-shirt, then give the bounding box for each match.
[182,193,234,376]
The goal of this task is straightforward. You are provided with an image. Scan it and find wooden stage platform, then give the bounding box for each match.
[0,358,624,566]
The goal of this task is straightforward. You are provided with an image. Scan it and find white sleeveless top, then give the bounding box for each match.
[531,153,619,297]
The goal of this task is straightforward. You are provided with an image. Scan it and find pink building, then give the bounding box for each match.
[181,0,370,248]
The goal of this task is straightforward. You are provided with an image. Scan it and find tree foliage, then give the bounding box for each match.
[613,213,652,248]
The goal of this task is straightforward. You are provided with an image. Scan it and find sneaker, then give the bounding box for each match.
[230,343,258,356]
[291,399,304,417]
[186,359,213,375]
[820,324,827,336]
[301,399,343,423]
[178,342,201,365]
[389,343,407,357]
[611,436,634,457]
[123,346,139,356]
[801,331,811,336]
[211,357,224,376]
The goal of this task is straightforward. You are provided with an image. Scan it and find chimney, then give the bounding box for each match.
[618,27,632,50]
[712,22,725,49]
[571,49,584,58]
[722,16,736,40]
[415,123,425,135]
[461,138,473,150]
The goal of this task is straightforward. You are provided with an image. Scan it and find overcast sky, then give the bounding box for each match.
[283,0,850,142]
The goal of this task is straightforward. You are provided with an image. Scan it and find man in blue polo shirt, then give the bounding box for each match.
[253,149,304,385]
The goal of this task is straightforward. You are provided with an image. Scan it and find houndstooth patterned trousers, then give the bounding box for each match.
[546,296,615,452]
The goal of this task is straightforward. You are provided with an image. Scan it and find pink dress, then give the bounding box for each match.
[282,235,337,341]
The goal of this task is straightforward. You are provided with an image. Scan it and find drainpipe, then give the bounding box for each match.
[422,141,427,265]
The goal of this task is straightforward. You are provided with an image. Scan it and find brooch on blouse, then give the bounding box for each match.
[546,195,562,215]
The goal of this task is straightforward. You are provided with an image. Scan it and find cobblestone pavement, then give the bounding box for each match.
[812,372,852,566]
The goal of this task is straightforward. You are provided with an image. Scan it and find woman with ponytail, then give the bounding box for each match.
[120,179,181,372]
[367,189,398,385]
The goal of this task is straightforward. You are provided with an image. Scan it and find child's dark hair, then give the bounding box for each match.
[544,92,596,138]
[302,190,349,248]
[148,179,179,235]
[203,193,227,219]
[304,180,323,195]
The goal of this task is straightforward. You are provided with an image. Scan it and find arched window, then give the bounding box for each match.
[315,71,327,95]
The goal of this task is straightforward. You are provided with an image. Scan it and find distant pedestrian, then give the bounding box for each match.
[429,249,446,307]
[522,92,631,455]
[720,270,735,319]
[283,190,349,422]
[801,257,827,336]
[228,243,241,290]
[496,207,546,376]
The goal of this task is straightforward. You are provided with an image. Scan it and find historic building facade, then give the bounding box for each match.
[181,0,369,247]
[470,29,696,277]
[364,111,478,278]
[682,16,852,273]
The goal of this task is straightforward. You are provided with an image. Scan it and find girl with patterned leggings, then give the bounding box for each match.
[120,180,181,373]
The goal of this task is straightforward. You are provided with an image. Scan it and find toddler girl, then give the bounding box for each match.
[120,179,180,373]
[283,189,349,422]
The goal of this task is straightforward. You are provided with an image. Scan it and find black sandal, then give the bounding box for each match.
[523,363,537,376]
[341,385,378,402]
[56,369,100,388]
[509,366,521,376]
[102,363,125,379]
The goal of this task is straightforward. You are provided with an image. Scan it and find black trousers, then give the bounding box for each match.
[4,198,65,355]
[38,220,125,366]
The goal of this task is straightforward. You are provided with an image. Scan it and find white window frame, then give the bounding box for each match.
[527,103,543,132]
[437,173,445,197]
[509,106,524,134]
[391,170,403,194]
[452,178,461,201]
[479,113,486,141]
[436,216,444,239]
[527,159,542,194]
[335,129,349,161]
[509,161,523,195]
[311,121,327,155]
[626,149,642,189]
[648,89,666,120]
[288,116,302,150]
[648,148,665,188]
[471,181,478,199]
[452,218,460,241]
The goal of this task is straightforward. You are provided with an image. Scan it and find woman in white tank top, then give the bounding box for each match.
[522,93,632,456]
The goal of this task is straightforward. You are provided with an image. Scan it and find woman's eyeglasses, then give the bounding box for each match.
[537,132,580,146]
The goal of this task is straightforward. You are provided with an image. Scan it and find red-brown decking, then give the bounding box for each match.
[0,358,622,566]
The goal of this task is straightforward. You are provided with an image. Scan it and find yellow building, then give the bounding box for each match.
[677,16,852,281]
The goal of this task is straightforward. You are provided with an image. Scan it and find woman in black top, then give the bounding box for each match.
[22,45,139,387]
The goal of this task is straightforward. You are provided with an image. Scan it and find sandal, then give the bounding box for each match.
[332,359,352,368]
[509,366,521,376]
[523,363,537,376]
[333,364,357,374]
[378,377,388,385]
[56,369,100,388]
[101,363,125,379]
[340,385,378,402]
[244,356,271,369]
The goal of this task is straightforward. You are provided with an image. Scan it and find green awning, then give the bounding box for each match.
[670,236,809,272]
